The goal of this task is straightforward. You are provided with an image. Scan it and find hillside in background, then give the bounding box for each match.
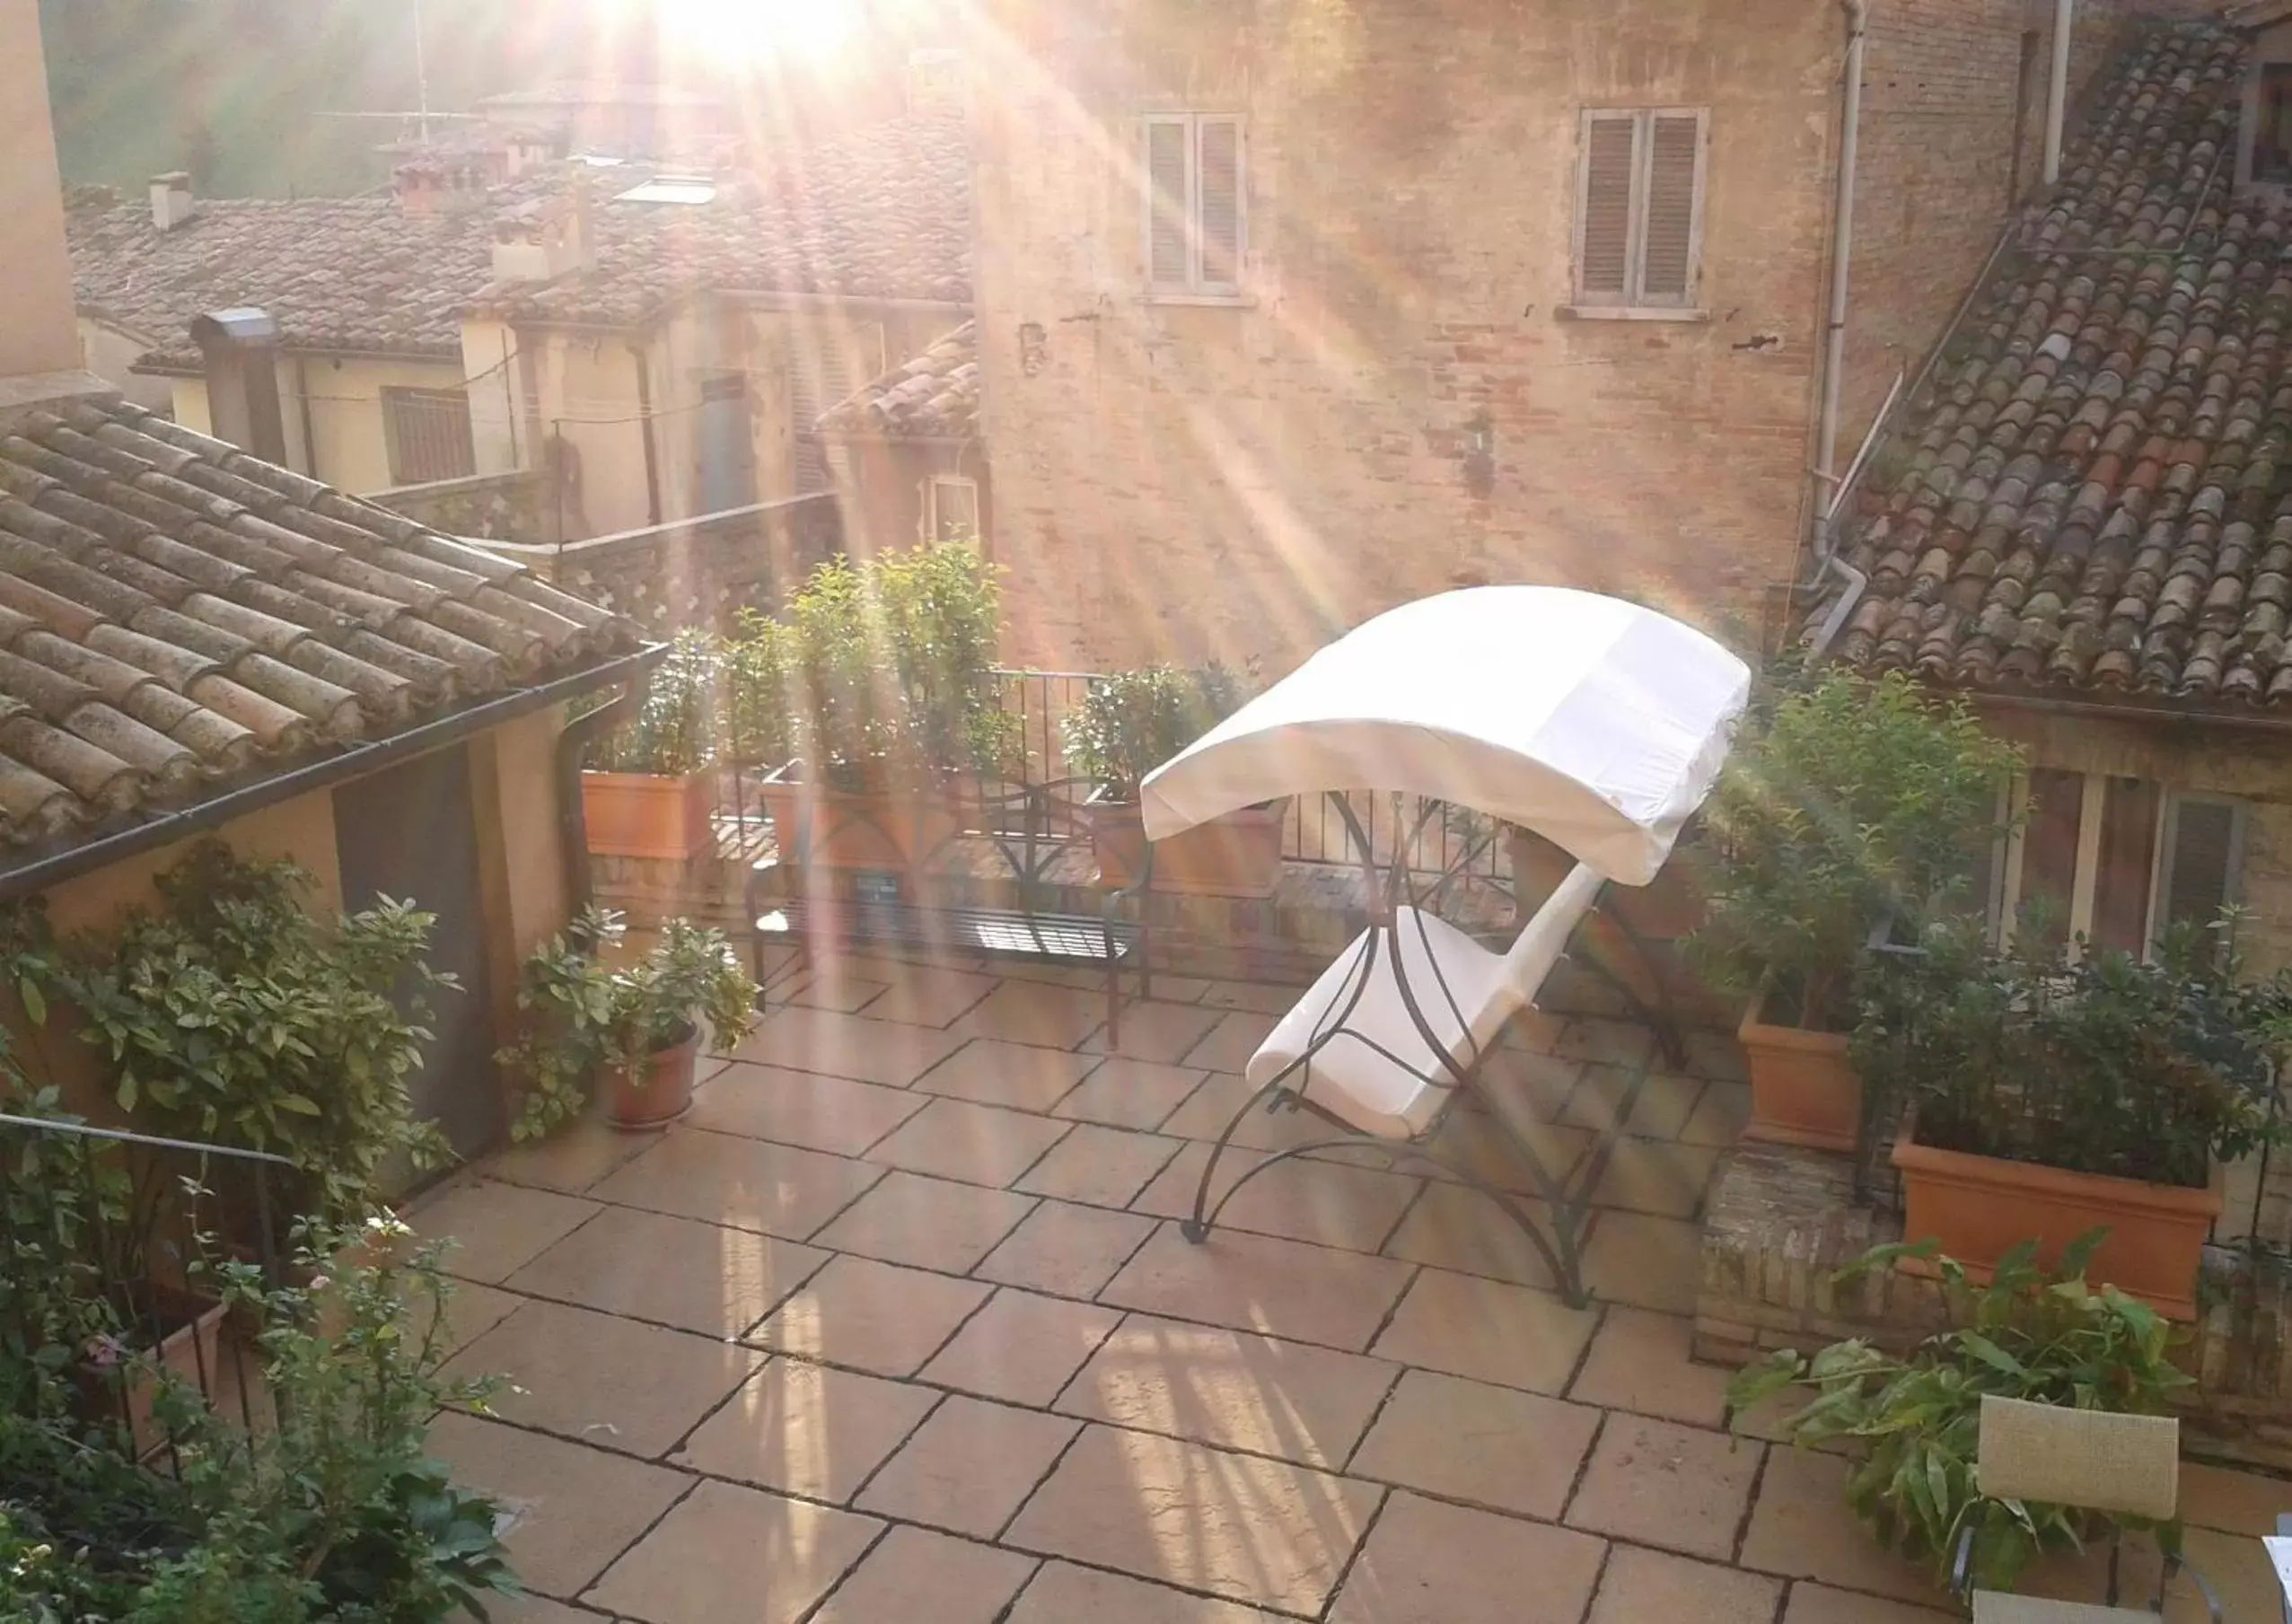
[38,0,610,198]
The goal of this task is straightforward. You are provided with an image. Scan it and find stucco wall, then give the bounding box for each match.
[75,317,172,413]
[289,354,472,496]
[0,0,83,380]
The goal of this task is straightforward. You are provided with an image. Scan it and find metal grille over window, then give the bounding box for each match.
[380,387,476,486]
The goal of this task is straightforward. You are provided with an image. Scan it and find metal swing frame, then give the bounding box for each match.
[1181,792,1682,1309]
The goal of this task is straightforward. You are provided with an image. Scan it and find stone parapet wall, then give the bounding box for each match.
[1694,1142,2292,1470]
[370,468,553,543]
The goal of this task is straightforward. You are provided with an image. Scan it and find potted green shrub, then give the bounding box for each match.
[1689,670,2019,1153]
[48,843,452,1224]
[499,909,760,1137]
[1065,664,1287,898]
[583,628,722,862]
[746,543,1021,873]
[1854,917,2288,1318]
[1730,1235,2191,1593]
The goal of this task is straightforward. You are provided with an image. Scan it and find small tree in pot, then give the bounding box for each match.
[744,544,1022,871]
[1688,668,2019,1153]
[1065,664,1287,897]
[499,909,759,1138]
[582,630,723,862]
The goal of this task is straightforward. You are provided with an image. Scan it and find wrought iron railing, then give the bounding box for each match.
[0,1111,294,1472]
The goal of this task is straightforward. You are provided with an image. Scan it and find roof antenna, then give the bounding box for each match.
[414,0,431,145]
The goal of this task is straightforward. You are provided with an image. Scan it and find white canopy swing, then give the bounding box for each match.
[1139,586,1750,1308]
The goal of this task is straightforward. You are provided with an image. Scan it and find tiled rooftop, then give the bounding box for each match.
[816,321,979,440]
[68,115,971,371]
[1813,22,2292,710]
[0,388,636,849]
[413,950,2291,1624]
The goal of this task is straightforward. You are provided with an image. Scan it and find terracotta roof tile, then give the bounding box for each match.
[68,114,971,368]
[1812,22,2292,712]
[815,320,979,438]
[0,391,637,850]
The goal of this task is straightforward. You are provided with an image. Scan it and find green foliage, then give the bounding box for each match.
[0,1217,517,1623]
[1062,665,1248,800]
[727,543,1018,788]
[41,844,453,1223]
[498,909,760,1142]
[1728,1235,2190,1593]
[586,629,722,777]
[1853,915,2291,1188]
[1690,669,2022,1026]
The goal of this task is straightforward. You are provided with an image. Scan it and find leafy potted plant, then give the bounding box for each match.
[1689,670,2018,1153]
[499,909,759,1137]
[1065,664,1287,898]
[748,543,1021,873]
[583,629,722,862]
[1854,917,2286,1318]
[48,844,453,1225]
[1729,1234,2191,1593]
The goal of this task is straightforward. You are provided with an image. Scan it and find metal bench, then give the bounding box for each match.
[747,776,1151,1043]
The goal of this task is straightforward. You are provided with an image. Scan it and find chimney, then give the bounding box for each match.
[148,171,194,231]
[489,180,594,285]
[189,307,287,464]
[393,156,488,216]
[0,0,87,379]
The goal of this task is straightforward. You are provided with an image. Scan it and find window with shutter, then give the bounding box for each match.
[1572,107,1708,311]
[926,474,981,544]
[2156,795,2244,938]
[1142,112,1245,296]
[1993,774,2245,960]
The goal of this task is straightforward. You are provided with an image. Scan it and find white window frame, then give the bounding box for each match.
[924,473,980,544]
[1994,773,2246,955]
[1140,112,1246,301]
[1568,106,1710,316]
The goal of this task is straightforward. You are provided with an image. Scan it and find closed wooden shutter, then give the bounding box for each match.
[1196,117,1243,288]
[2159,796,2241,935]
[1146,119,1190,286]
[1639,113,1703,303]
[2090,777,2162,952]
[1576,114,1637,300]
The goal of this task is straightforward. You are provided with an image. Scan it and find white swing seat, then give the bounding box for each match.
[1247,865,1606,1141]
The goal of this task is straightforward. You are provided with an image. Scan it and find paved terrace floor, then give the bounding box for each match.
[411,951,2291,1624]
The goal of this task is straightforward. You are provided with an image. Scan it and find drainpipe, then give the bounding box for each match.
[2043,0,2075,188]
[1813,0,1868,529]
[630,342,663,526]
[293,355,321,482]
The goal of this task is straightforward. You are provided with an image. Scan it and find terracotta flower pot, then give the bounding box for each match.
[1085,792,1288,898]
[603,1027,701,1130]
[582,769,713,861]
[1738,993,1862,1154]
[1891,1115,2222,1321]
[756,763,962,873]
[76,1286,229,1453]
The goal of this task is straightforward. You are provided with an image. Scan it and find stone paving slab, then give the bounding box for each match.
[1003,1423,1383,1614]
[427,955,2292,1624]
[585,1478,882,1624]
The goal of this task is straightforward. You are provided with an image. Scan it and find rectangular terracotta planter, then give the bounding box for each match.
[1738,993,1862,1154]
[756,763,962,873]
[1085,793,1288,898]
[1507,826,1704,938]
[1892,1116,2221,1321]
[582,769,713,861]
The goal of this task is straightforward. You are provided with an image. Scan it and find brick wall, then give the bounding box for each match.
[975,0,2117,673]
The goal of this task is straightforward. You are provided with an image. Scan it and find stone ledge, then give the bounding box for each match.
[1693,1141,2292,1469]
